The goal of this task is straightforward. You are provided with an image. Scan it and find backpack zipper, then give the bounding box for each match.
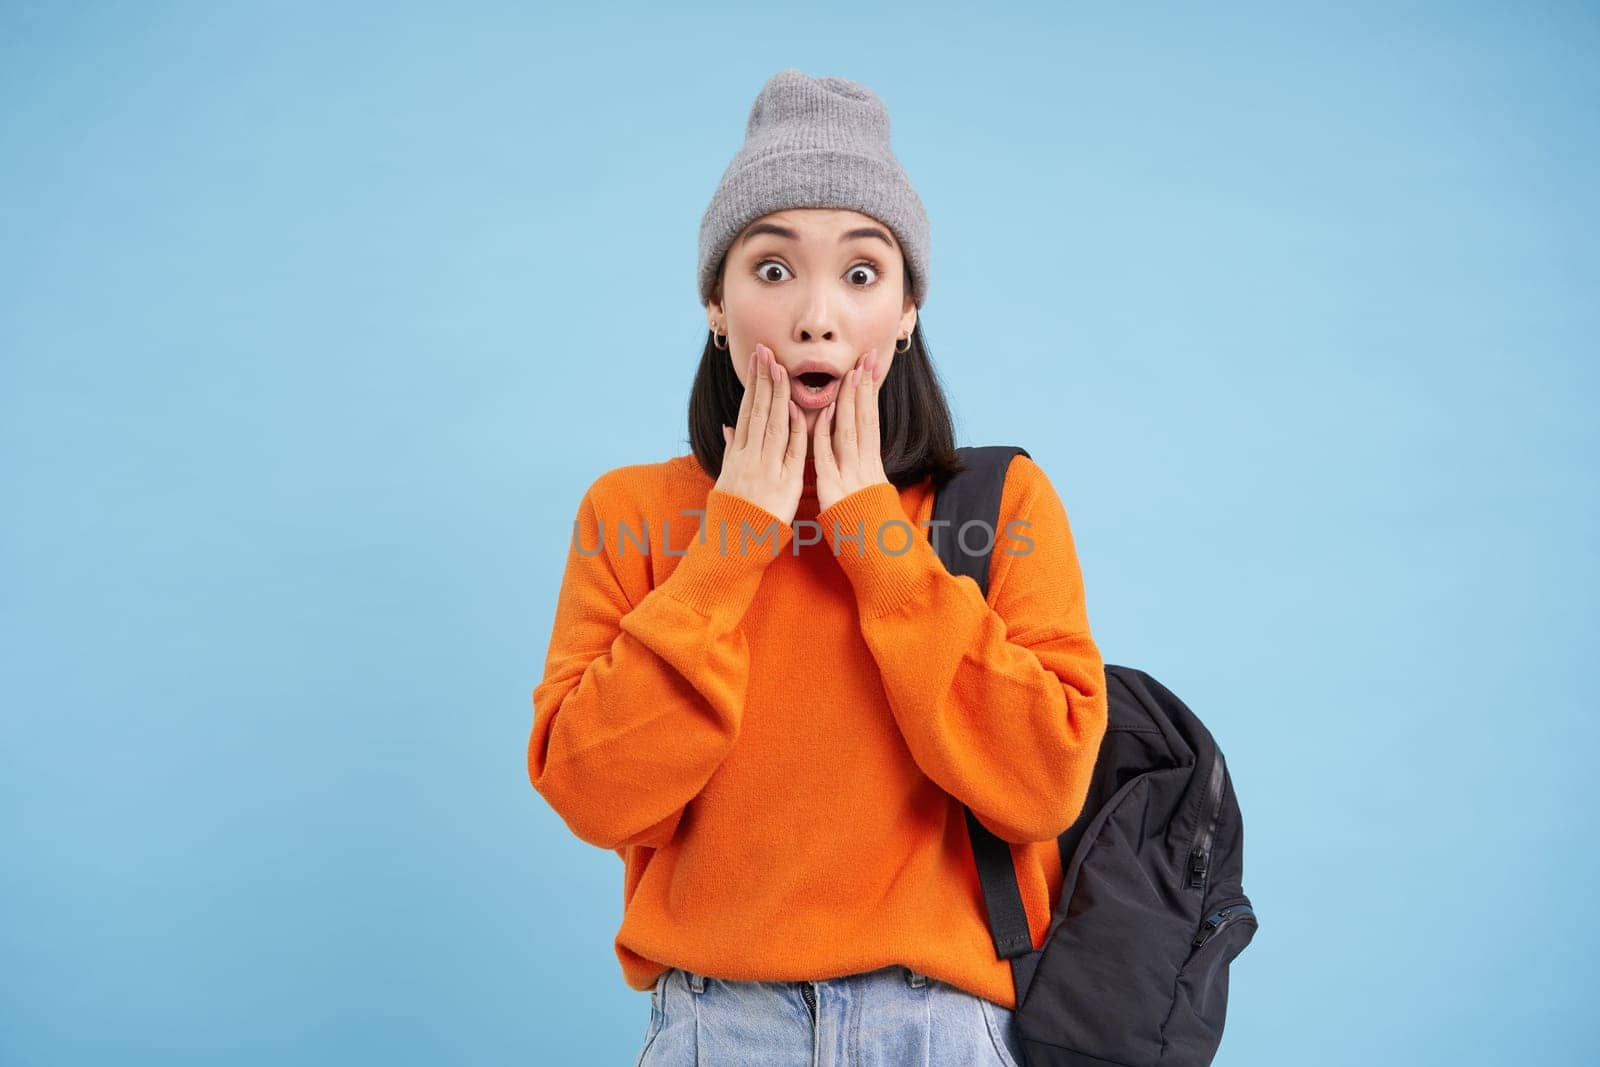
[1186,749,1227,889]
[1192,903,1255,948]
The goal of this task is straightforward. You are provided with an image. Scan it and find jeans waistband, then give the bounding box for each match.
[681,965,927,993]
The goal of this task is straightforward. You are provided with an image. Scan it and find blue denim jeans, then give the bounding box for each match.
[633,963,1026,1066]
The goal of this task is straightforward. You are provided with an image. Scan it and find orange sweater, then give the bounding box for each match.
[527,451,1107,1010]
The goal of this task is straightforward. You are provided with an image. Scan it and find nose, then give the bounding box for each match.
[793,282,840,345]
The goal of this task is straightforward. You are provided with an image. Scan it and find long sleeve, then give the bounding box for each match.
[814,456,1108,845]
[528,479,793,852]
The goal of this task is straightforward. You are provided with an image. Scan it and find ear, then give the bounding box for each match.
[706,299,723,329]
[900,297,917,339]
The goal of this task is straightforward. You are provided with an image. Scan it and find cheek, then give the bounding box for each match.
[865,305,902,336]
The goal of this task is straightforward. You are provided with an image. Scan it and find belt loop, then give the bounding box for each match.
[688,970,706,994]
[904,966,926,988]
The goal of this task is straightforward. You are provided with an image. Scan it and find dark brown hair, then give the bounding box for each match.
[688,264,967,493]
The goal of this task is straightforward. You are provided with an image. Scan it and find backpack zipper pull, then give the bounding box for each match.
[1192,904,1255,948]
[1186,848,1208,888]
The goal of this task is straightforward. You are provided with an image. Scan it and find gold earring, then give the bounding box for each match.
[895,334,911,354]
[712,325,728,350]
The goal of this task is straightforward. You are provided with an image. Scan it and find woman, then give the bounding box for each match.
[529,68,1108,1065]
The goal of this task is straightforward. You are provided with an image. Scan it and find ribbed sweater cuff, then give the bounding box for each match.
[818,481,927,618]
[661,488,794,617]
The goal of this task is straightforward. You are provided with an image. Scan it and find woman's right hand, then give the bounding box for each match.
[716,343,808,529]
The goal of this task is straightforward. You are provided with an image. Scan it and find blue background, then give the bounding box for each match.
[3,3,1595,1064]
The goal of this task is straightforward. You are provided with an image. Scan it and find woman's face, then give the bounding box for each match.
[709,208,918,442]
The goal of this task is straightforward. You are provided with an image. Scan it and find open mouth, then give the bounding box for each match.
[789,370,841,410]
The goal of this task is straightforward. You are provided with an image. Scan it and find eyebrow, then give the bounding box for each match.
[739,222,895,250]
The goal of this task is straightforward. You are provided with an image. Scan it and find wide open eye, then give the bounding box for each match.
[845,261,881,287]
[754,259,792,283]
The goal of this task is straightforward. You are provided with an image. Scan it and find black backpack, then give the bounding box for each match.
[929,445,1259,1067]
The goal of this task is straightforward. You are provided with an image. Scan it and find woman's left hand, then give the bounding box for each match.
[814,347,890,514]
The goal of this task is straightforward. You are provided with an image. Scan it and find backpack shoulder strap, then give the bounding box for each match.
[929,445,1032,595]
[929,446,1041,987]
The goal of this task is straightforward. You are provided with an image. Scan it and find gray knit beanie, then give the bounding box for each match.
[698,68,930,309]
